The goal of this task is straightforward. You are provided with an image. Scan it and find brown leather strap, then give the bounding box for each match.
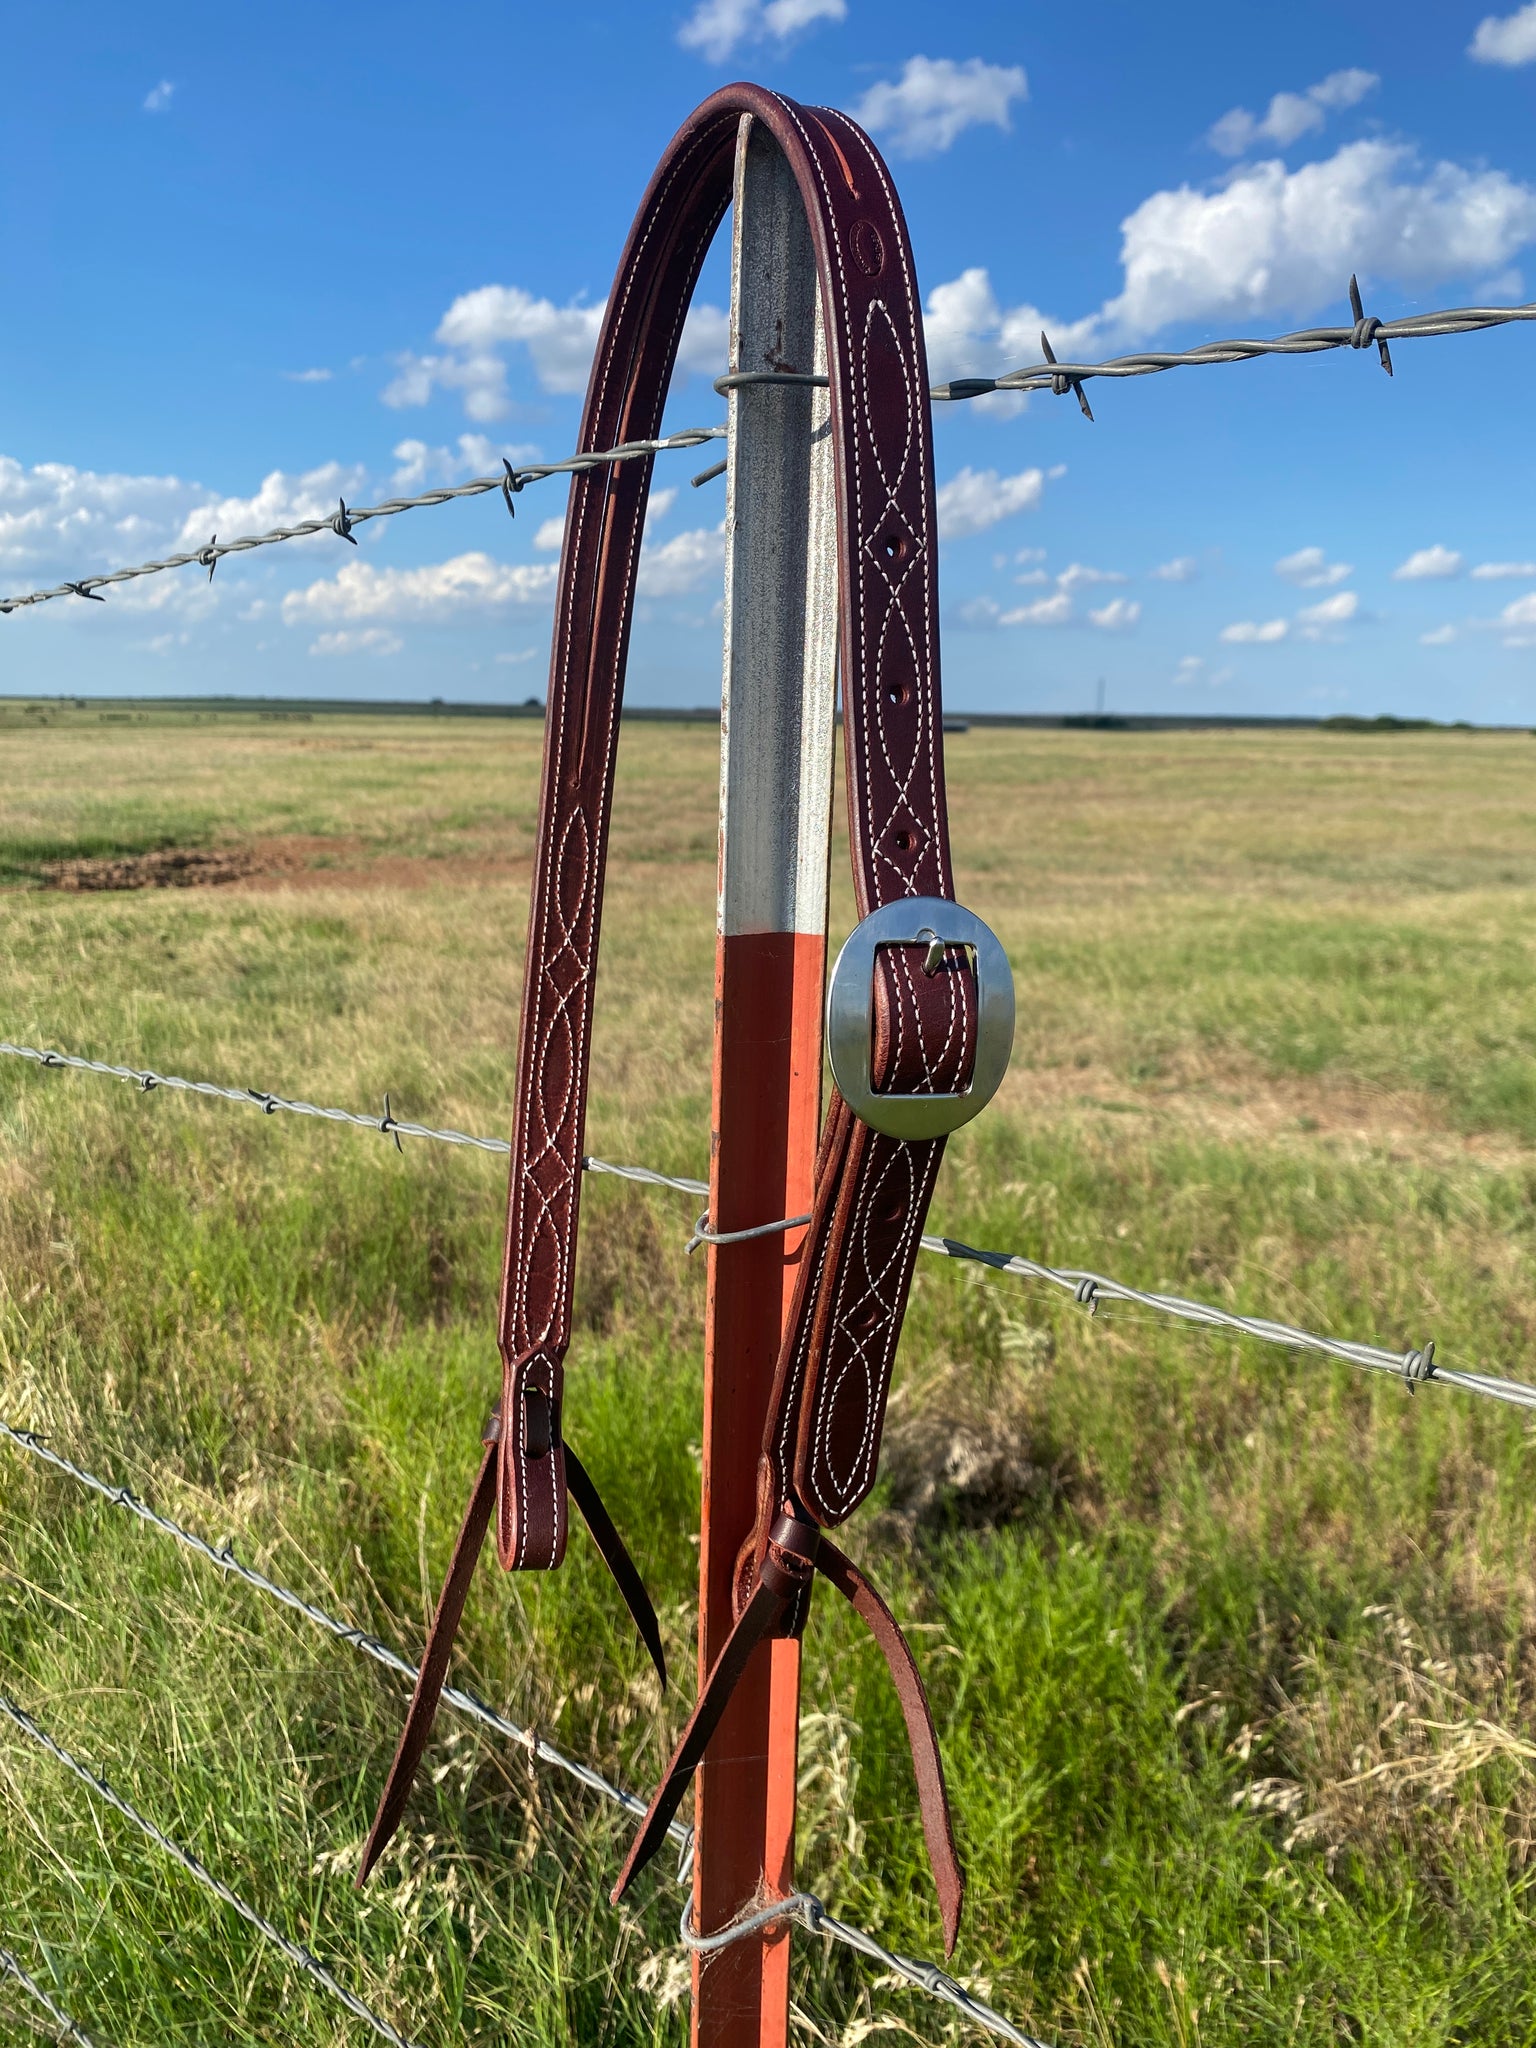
[615,1513,963,1956]
[357,1434,499,1884]
[360,1420,663,1878]
[566,1443,666,1693]
[363,84,976,1933]
[814,1535,963,1955]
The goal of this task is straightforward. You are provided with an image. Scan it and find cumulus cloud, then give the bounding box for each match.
[0,454,200,573]
[1470,3,1536,64]
[1207,68,1377,157]
[1100,142,1536,337]
[855,56,1027,158]
[1393,544,1463,580]
[1221,618,1289,644]
[677,0,844,62]
[1499,591,1536,628]
[1276,545,1352,588]
[389,435,535,491]
[177,462,370,551]
[1057,562,1126,592]
[282,552,557,624]
[309,628,402,657]
[143,80,175,113]
[922,267,1100,395]
[1471,559,1536,579]
[1296,588,1359,637]
[534,516,565,552]
[285,367,332,384]
[1000,592,1073,627]
[385,288,728,420]
[1088,597,1141,631]
[1420,624,1457,645]
[636,522,724,597]
[1150,556,1199,582]
[935,465,1047,538]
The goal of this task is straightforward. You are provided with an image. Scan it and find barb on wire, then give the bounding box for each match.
[7,1037,1535,1411]
[1,1419,1029,2041]
[0,1418,682,1844]
[0,424,727,614]
[0,1946,98,2048]
[4,286,1534,617]
[929,287,1535,402]
[679,1894,1046,2046]
[0,1696,423,2048]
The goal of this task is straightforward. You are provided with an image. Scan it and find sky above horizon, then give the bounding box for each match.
[4,0,1536,719]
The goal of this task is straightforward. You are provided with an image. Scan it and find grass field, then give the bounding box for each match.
[4,707,1536,2046]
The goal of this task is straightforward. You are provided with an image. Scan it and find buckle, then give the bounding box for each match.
[825,897,1014,1140]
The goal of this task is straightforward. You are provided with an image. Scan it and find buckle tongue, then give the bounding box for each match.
[826,897,1014,1140]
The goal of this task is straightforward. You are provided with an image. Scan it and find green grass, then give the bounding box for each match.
[4,715,1536,2043]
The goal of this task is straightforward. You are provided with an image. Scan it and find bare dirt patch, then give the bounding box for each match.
[41,847,268,891]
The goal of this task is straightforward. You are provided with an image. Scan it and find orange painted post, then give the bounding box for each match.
[692,115,838,2048]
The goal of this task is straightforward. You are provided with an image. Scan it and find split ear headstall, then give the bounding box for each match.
[357,83,1014,1960]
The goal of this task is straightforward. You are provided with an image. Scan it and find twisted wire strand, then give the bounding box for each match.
[928,297,1536,400]
[0,1419,683,1845]
[4,289,1533,615]
[679,1895,1046,2046]
[0,1040,708,1194]
[0,1946,99,2048]
[0,426,726,614]
[0,1697,423,2048]
[1,1420,1029,2040]
[6,1037,1534,1411]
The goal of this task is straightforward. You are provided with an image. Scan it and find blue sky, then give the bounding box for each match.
[4,0,1536,718]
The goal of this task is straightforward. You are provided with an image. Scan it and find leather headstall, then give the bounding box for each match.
[357,83,1014,1961]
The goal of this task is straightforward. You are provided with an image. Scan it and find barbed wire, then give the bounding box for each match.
[928,282,1536,405]
[0,425,726,615]
[7,1037,1536,1413]
[0,1946,99,2048]
[3,281,1532,616]
[0,1418,1033,2042]
[679,1894,1045,2046]
[0,1040,708,1194]
[0,1418,685,1845]
[0,1696,424,2048]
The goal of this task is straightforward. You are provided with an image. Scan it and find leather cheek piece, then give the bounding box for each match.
[496,1356,569,1573]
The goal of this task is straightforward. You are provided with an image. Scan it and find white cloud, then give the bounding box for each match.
[678,0,843,62]
[389,435,534,491]
[854,57,1027,158]
[309,628,402,657]
[1088,597,1141,631]
[282,552,557,624]
[0,454,200,574]
[935,465,1046,538]
[285,367,332,384]
[534,516,565,552]
[998,592,1073,627]
[1208,68,1377,157]
[1471,560,1536,579]
[1151,556,1198,583]
[1471,3,1536,64]
[1420,624,1457,645]
[1393,544,1464,580]
[1057,562,1126,592]
[1102,141,1536,338]
[1276,545,1352,588]
[495,647,539,665]
[1221,618,1289,643]
[637,522,724,597]
[385,289,727,420]
[1499,592,1536,627]
[1296,588,1359,637]
[177,462,370,552]
[143,80,175,114]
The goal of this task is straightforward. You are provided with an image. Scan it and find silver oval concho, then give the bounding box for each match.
[826,897,1014,1140]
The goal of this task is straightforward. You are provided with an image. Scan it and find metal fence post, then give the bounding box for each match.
[692,112,838,2048]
